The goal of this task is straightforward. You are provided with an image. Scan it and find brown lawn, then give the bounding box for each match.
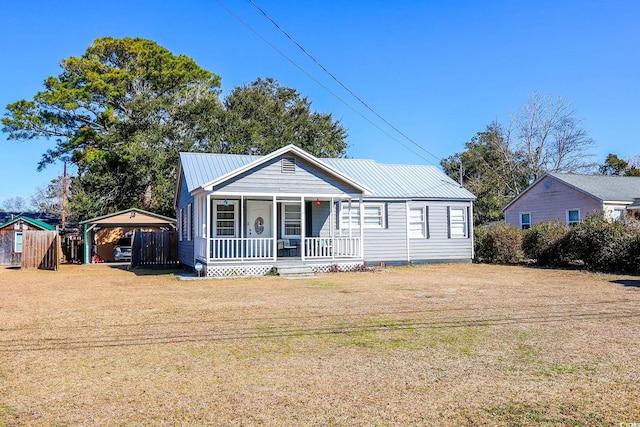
[0,263,639,426]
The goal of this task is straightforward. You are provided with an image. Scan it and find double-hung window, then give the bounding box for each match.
[14,232,23,253]
[612,208,625,221]
[340,204,360,229]
[179,203,192,241]
[449,206,468,238]
[409,207,428,238]
[520,212,531,230]
[567,209,580,226]
[339,202,385,229]
[215,202,237,237]
[282,203,301,238]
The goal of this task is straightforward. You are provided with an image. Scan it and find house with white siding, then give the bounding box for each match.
[175,145,475,276]
[504,172,640,229]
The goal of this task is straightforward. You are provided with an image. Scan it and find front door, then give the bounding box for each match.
[246,201,272,239]
[246,200,272,258]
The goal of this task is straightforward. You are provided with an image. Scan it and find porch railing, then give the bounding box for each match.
[207,237,361,261]
[304,237,361,259]
[209,238,274,260]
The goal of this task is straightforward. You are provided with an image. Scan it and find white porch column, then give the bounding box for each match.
[359,195,364,259]
[240,196,244,239]
[205,194,211,262]
[241,195,245,262]
[272,195,277,262]
[330,197,335,261]
[348,199,353,239]
[339,200,343,238]
[300,196,306,262]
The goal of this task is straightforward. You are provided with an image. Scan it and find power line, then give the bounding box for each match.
[214,0,434,163]
[247,0,442,164]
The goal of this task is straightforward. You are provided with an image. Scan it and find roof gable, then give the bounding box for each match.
[79,208,176,226]
[0,215,56,231]
[181,145,371,194]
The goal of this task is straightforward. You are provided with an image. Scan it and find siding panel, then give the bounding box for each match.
[362,201,407,262]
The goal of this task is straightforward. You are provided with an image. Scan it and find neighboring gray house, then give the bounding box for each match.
[504,172,640,229]
[175,145,476,276]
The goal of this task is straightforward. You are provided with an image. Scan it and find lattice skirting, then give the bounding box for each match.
[308,262,364,273]
[202,261,364,277]
[206,264,274,277]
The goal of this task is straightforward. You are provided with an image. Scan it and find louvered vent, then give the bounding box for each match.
[281,157,296,173]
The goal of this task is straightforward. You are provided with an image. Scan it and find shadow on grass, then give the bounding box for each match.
[611,279,640,288]
[106,263,184,277]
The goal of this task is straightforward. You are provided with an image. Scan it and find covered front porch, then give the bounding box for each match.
[191,193,365,275]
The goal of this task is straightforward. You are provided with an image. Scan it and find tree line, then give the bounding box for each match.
[3,37,638,225]
[441,93,639,225]
[2,37,348,220]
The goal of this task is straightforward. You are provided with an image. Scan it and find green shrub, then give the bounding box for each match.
[473,225,487,263]
[567,214,629,272]
[474,223,522,264]
[522,221,570,267]
[621,226,640,275]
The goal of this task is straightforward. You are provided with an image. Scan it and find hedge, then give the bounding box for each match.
[475,215,640,274]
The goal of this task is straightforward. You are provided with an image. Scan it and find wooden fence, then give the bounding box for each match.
[21,230,60,271]
[131,231,178,268]
[61,233,83,263]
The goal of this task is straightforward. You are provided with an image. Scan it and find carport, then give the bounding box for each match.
[80,208,177,264]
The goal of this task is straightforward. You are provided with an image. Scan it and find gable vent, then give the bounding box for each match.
[281,157,296,173]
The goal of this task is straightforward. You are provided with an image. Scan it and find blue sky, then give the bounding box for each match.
[1,0,638,204]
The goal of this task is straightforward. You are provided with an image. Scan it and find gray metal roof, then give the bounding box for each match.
[323,159,474,199]
[549,172,640,202]
[179,152,475,200]
[180,153,258,192]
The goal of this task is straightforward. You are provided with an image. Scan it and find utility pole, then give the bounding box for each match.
[62,161,67,231]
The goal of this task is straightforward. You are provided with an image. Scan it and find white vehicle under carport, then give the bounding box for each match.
[113,237,132,261]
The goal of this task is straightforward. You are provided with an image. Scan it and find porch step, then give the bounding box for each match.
[275,265,314,277]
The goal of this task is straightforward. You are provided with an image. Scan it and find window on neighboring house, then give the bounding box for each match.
[449,206,468,238]
[520,212,531,230]
[15,232,23,253]
[612,208,625,221]
[409,207,428,238]
[339,202,385,229]
[215,202,237,237]
[282,203,301,238]
[567,209,580,226]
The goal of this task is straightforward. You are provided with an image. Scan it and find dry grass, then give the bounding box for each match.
[1,263,639,426]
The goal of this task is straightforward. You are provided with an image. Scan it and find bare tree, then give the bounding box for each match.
[2,196,29,212]
[30,176,68,215]
[513,92,596,181]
